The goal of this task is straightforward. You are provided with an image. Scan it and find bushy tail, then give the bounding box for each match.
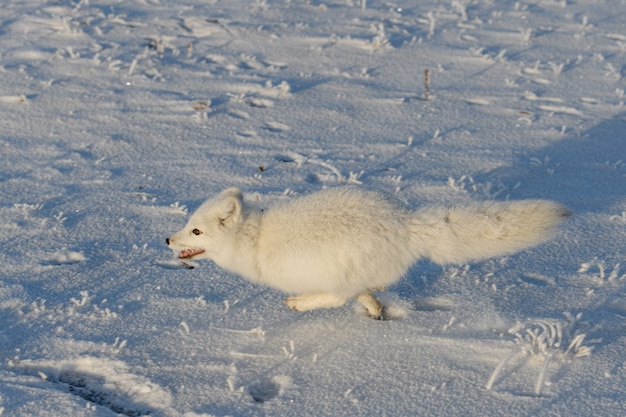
[409,200,570,265]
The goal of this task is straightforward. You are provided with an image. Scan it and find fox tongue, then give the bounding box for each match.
[179,248,205,259]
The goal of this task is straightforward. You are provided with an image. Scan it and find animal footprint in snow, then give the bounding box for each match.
[14,356,172,416]
[249,375,292,403]
[43,250,86,265]
[263,120,290,132]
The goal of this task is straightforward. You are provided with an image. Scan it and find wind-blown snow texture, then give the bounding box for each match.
[1,0,625,416]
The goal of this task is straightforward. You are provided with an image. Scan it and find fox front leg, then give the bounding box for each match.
[285,293,348,312]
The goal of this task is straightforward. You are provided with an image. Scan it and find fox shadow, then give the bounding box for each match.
[399,113,625,334]
[474,112,626,214]
[471,112,626,346]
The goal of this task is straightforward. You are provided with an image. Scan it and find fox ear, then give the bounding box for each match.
[217,189,243,227]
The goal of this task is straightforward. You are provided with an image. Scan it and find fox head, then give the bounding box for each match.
[166,188,243,262]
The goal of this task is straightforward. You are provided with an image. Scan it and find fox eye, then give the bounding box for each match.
[192,228,202,235]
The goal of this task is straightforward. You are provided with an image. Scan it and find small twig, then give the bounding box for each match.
[485,347,528,390]
[535,352,552,396]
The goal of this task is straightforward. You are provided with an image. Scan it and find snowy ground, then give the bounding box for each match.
[1,0,625,415]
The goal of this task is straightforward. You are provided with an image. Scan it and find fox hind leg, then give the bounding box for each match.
[356,290,386,320]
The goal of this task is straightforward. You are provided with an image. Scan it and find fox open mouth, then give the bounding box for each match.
[178,248,205,259]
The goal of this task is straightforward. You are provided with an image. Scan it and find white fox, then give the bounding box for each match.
[166,187,570,319]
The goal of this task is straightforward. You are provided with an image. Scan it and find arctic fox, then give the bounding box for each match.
[166,187,570,319]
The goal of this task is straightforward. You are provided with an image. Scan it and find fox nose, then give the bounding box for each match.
[165,237,170,245]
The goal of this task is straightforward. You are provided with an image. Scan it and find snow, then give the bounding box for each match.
[1,0,625,415]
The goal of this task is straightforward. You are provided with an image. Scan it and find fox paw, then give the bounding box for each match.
[365,307,388,320]
[285,297,301,312]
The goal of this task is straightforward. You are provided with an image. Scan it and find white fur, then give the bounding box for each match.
[166,187,570,319]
